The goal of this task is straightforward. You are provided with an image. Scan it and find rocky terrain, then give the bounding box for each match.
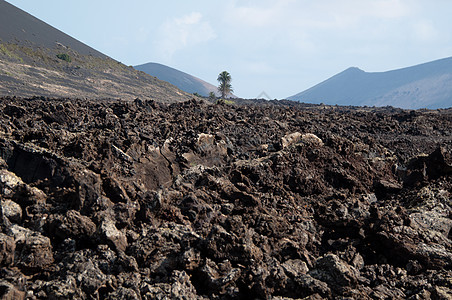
[0,97,451,299]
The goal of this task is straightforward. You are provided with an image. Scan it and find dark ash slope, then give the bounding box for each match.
[0,0,193,102]
[0,0,105,57]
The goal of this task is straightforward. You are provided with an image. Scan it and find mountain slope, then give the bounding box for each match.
[0,0,192,102]
[288,57,452,109]
[0,0,105,58]
[135,62,220,97]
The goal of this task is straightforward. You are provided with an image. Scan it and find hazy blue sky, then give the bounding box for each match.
[9,0,452,99]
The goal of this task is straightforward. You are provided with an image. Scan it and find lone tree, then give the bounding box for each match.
[217,71,233,98]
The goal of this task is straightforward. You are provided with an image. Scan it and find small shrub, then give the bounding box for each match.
[0,43,24,62]
[216,99,234,105]
[208,92,216,102]
[56,53,71,62]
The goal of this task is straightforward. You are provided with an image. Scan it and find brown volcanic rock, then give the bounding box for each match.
[0,232,15,266]
[0,97,450,299]
[8,224,54,272]
[47,210,96,243]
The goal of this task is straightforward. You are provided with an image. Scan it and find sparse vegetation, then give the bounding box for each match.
[217,71,233,98]
[1,43,57,65]
[216,98,234,105]
[0,43,23,62]
[56,53,72,62]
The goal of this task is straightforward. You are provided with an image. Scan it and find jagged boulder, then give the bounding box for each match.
[0,232,15,266]
[0,169,23,196]
[1,199,22,223]
[310,254,360,291]
[8,225,54,272]
[99,218,128,253]
[47,210,97,243]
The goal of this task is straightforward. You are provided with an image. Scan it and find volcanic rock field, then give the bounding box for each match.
[0,97,451,299]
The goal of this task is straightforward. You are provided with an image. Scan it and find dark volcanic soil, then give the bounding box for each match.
[0,97,451,299]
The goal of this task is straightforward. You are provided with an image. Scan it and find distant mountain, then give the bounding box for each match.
[288,57,452,109]
[0,0,192,102]
[135,62,221,97]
